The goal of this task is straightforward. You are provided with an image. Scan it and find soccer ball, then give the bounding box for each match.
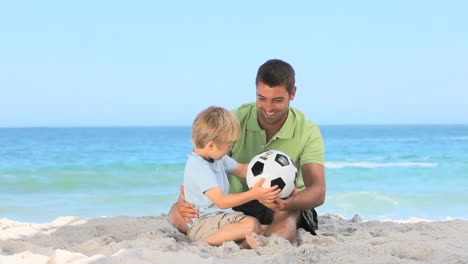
[246,150,297,199]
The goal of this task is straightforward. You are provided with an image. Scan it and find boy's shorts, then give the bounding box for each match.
[187,211,247,241]
[233,200,318,235]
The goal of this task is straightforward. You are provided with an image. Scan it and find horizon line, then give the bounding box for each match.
[1,123,467,129]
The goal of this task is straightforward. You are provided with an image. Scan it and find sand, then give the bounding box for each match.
[1,214,467,264]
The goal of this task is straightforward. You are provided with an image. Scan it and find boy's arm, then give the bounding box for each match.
[204,179,279,209]
[230,163,248,178]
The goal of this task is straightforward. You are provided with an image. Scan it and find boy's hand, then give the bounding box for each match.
[251,178,280,202]
[177,185,199,223]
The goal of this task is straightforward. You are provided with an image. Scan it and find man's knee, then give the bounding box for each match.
[272,210,300,224]
[270,211,300,233]
[265,211,300,242]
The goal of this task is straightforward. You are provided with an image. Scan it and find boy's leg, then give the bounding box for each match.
[204,216,261,246]
[244,225,269,249]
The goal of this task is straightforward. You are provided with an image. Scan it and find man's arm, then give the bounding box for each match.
[261,163,325,211]
[168,185,199,234]
[288,163,326,209]
[169,203,189,234]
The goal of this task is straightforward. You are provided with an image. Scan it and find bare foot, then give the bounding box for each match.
[245,227,268,249]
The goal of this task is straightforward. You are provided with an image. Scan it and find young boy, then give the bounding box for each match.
[183,106,280,248]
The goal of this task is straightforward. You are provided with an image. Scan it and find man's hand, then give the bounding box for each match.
[177,185,199,223]
[169,185,199,234]
[261,163,326,211]
[259,188,301,211]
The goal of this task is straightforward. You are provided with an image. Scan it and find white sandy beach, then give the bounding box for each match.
[1,214,467,264]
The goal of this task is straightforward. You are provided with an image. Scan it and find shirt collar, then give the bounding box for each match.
[246,106,295,139]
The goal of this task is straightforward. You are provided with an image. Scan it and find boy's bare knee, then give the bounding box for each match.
[243,216,262,233]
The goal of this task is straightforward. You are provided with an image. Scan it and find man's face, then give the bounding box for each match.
[256,81,296,126]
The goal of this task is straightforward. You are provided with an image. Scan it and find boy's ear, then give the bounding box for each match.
[206,141,214,150]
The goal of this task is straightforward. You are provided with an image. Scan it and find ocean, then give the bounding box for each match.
[1,125,467,223]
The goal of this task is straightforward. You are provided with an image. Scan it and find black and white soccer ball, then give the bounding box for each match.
[246,150,297,199]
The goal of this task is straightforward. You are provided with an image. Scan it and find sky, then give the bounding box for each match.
[1,1,467,127]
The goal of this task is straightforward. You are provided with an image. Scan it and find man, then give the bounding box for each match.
[169,59,325,242]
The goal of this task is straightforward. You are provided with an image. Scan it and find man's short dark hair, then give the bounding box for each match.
[256,59,295,94]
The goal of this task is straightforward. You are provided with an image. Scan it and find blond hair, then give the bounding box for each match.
[192,106,240,148]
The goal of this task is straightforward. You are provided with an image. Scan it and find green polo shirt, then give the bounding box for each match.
[228,102,324,194]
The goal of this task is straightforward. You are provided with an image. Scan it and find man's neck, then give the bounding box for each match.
[258,118,287,142]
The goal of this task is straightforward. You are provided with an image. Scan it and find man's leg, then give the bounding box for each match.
[234,200,300,242]
[262,210,301,243]
[233,200,273,224]
[234,201,318,242]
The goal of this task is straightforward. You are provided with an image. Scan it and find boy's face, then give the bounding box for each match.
[210,142,234,160]
[256,81,296,127]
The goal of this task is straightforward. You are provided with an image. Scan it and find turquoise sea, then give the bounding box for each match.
[1,125,467,223]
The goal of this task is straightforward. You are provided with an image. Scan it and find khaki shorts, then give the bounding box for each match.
[187,212,247,241]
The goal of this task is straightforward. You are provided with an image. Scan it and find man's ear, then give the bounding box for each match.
[290,86,297,100]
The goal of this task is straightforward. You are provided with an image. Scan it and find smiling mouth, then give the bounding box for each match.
[263,111,276,118]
